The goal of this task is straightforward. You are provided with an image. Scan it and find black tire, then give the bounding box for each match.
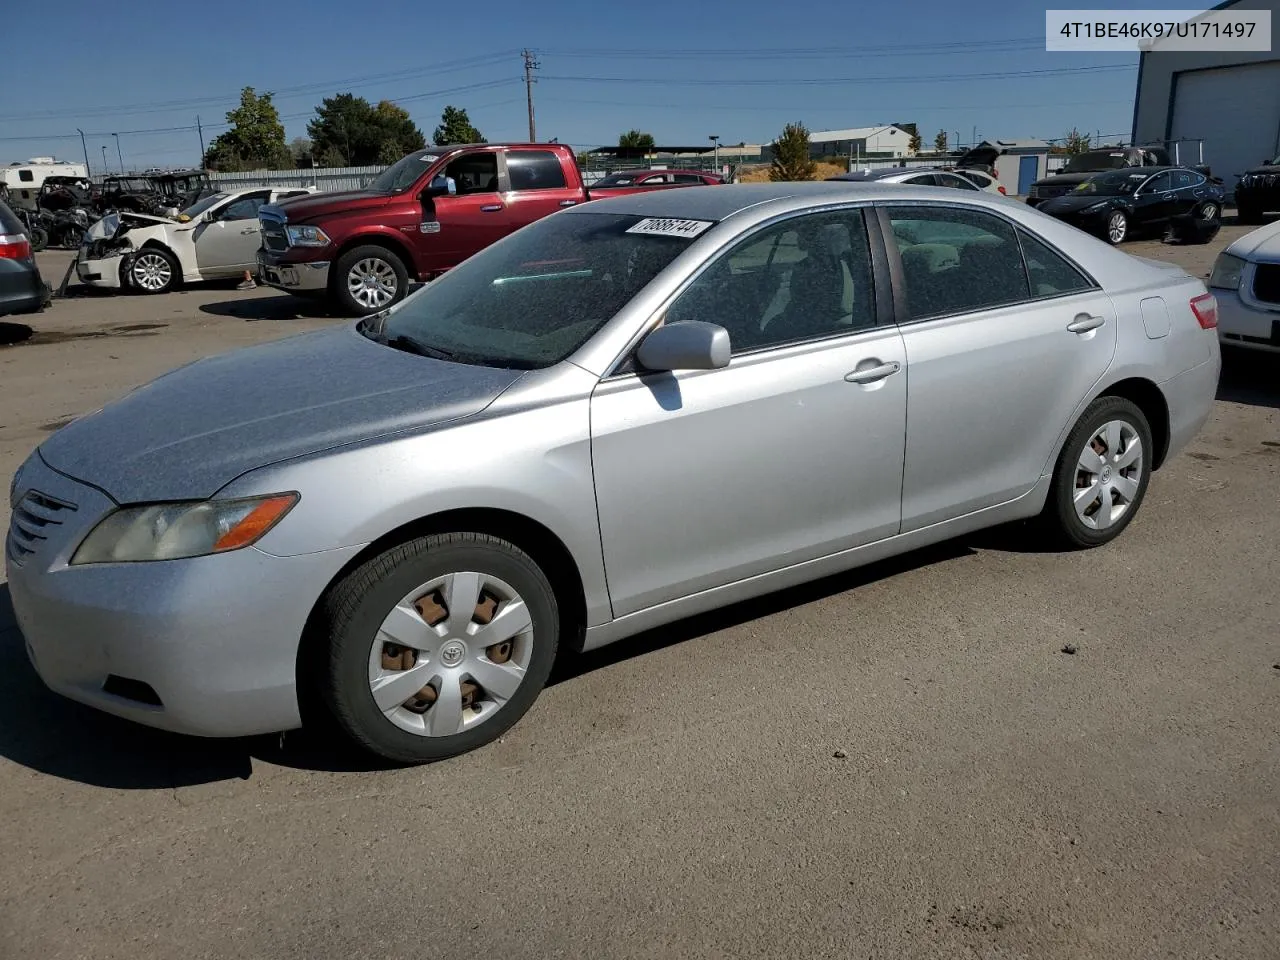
[1102,210,1128,245]
[127,246,179,295]
[331,244,409,317]
[1236,204,1263,225]
[1172,202,1221,245]
[1041,396,1153,550]
[28,225,49,252]
[315,532,560,764]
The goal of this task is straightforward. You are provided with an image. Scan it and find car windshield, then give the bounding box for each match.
[1064,151,1133,173]
[1074,171,1148,196]
[373,212,709,369]
[182,192,231,218]
[367,150,441,194]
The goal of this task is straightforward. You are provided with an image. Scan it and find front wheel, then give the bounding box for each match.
[128,247,179,295]
[1103,210,1128,245]
[1041,396,1153,549]
[332,244,409,317]
[315,532,560,764]
[28,225,49,252]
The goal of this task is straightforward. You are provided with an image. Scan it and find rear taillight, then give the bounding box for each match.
[998,185,1007,195]
[1190,292,1218,329]
[0,233,32,260]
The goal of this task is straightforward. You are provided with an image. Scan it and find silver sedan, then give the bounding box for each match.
[6,182,1221,764]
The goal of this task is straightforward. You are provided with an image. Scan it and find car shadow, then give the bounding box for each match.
[198,294,347,322]
[1218,346,1280,408]
[0,321,34,346]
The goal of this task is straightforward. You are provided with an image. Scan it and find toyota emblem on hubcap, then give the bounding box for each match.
[440,641,466,667]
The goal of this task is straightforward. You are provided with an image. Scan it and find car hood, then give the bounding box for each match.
[270,189,394,222]
[37,324,526,503]
[1032,172,1104,188]
[1037,193,1122,214]
[1225,219,1280,261]
[1241,165,1280,177]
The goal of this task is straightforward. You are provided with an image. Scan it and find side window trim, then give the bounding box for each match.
[601,203,892,381]
[873,201,1102,327]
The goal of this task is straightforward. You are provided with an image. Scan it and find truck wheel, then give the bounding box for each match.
[333,245,409,317]
[128,247,179,295]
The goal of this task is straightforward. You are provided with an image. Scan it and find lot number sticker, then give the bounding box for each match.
[626,218,714,238]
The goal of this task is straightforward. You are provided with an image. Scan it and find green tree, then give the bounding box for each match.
[908,133,922,155]
[433,105,486,146]
[1063,127,1092,156]
[618,129,656,152]
[289,136,313,168]
[769,122,816,182]
[307,94,426,166]
[203,87,292,172]
[933,130,948,154]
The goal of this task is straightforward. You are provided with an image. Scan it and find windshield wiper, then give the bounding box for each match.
[384,334,460,362]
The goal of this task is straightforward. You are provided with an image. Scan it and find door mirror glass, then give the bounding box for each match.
[426,174,457,198]
[636,321,731,372]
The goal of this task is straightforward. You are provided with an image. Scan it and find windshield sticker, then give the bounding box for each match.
[626,217,714,238]
[422,155,439,163]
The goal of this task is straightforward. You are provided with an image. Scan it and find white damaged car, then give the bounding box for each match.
[77,186,318,295]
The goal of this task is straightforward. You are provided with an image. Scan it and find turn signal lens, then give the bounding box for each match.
[1189,293,1219,329]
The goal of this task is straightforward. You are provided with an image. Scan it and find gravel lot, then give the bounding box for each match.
[1,227,1277,960]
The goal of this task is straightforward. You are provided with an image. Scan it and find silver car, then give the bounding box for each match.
[6,183,1221,764]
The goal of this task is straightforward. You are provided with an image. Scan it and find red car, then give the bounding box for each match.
[257,143,720,316]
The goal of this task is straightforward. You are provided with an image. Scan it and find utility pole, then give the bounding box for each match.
[101,145,108,174]
[112,133,124,174]
[77,128,91,176]
[522,48,540,142]
[709,135,720,175]
[196,115,206,166]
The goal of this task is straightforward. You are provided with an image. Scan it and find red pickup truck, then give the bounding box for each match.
[257,142,713,316]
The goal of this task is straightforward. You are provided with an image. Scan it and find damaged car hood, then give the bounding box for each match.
[38,325,528,503]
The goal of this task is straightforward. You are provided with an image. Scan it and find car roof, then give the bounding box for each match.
[570,180,1005,224]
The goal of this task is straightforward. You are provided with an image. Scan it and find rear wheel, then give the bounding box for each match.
[332,244,408,317]
[1041,396,1153,549]
[128,247,179,295]
[28,225,49,252]
[315,532,560,764]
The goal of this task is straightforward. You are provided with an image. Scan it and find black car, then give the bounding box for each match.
[1035,167,1224,246]
[826,167,983,189]
[1232,154,1280,223]
[0,199,48,318]
[1026,147,1174,207]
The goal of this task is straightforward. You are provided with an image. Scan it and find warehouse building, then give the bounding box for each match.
[1131,0,1280,186]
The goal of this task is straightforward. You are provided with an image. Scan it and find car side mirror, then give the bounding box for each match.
[425,174,456,198]
[636,321,731,372]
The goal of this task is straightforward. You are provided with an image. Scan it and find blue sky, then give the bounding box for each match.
[3,0,1153,172]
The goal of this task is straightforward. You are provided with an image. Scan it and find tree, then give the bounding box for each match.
[618,129,656,152]
[289,136,313,168]
[307,93,426,166]
[433,105,486,146]
[203,87,292,172]
[769,122,816,182]
[1063,127,1092,156]
[933,130,948,154]
[908,133,922,155]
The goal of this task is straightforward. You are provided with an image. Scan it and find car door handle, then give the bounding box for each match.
[1066,314,1106,334]
[480,204,503,212]
[844,360,901,384]
[559,199,578,207]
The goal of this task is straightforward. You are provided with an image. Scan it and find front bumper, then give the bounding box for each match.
[1234,184,1280,212]
[258,250,330,293]
[5,453,362,738]
[1216,287,1280,353]
[75,250,125,289]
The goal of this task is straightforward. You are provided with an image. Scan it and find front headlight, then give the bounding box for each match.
[1208,253,1246,291]
[285,224,331,247]
[70,493,298,565]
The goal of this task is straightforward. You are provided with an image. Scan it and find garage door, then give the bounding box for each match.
[1169,61,1280,188]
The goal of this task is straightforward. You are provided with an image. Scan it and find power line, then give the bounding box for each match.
[537,95,1135,113]
[538,64,1136,87]
[542,37,1048,60]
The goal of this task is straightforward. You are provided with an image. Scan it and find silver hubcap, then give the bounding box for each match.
[132,252,171,291]
[1074,419,1143,531]
[368,571,534,738]
[1200,203,1218,220]
[347,257,398,309]
[1107,212,1126,243]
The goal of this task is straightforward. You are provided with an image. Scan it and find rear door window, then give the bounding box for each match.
[506,150,568,191]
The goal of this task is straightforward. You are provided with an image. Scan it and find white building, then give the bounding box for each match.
[802,126,913,159]
[1131,0,1280,186]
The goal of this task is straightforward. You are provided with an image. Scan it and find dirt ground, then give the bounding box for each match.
[1,226,1277,960]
